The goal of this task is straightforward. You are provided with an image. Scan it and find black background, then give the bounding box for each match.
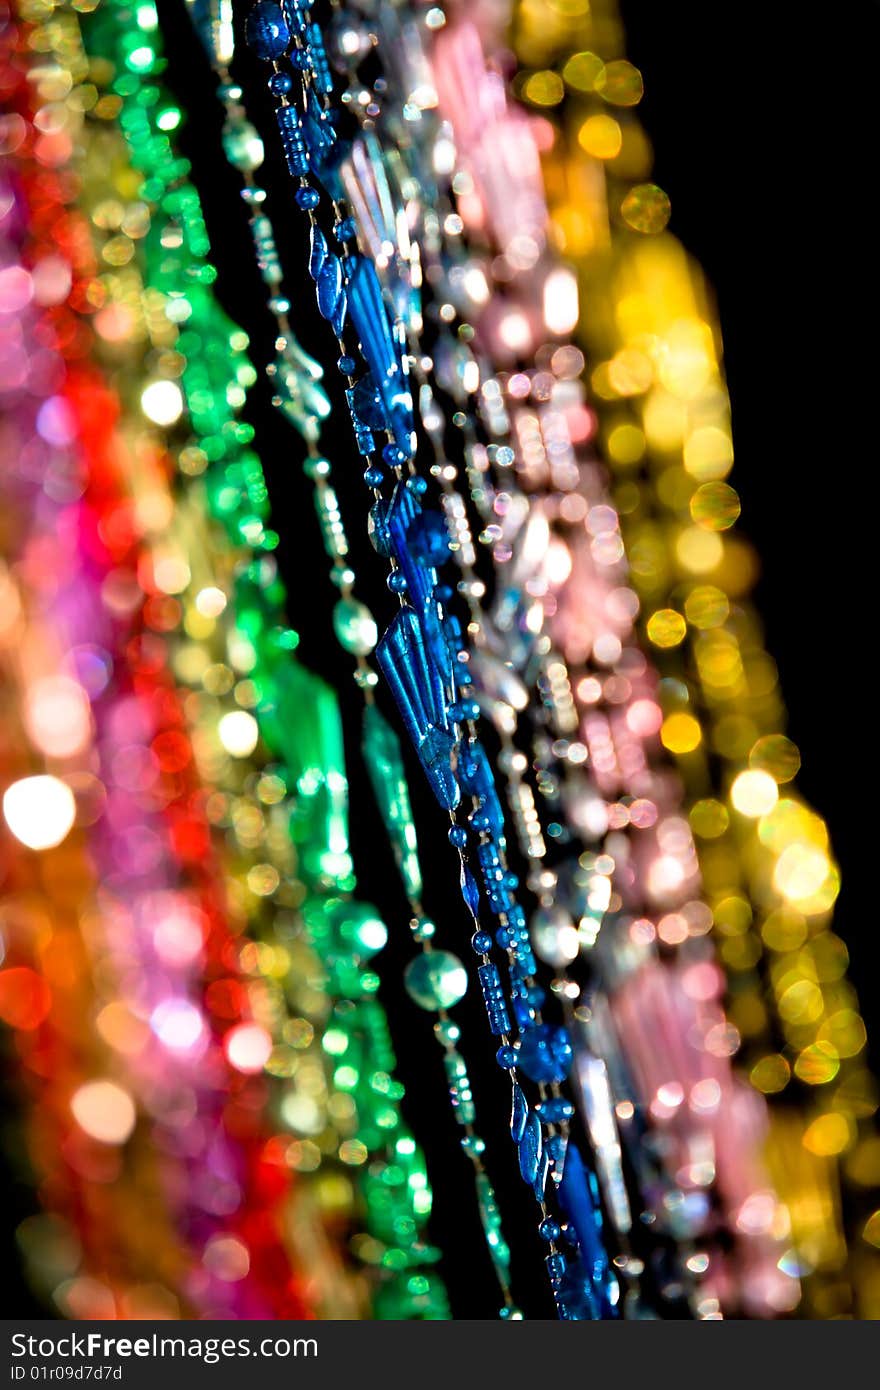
[4,0,878,1319]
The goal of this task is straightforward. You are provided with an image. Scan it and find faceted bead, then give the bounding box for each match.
[459,863,480,916]
[404,951,468,1011]
[531,904,580,969]
[333,598,377,655]
[245,1,291,59]
[517,1023,573,1084]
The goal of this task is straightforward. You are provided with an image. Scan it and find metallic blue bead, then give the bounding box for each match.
[308,228,327,282]
[269,71,293,96]
[407,475,428,495]
[517,1110,542,1186]
[539,1218,561,1243]
[363,467,384,488]
[504,870,519,890]
[510,1082,528,1142]
[383,443,408,466]
[375,606,460,809]
[460,864,481,916]
[275,104,309,176]
[337,354,356,375]
[537,1098,575,1124]
[316,255,343,319]
[387,571,408,594]
[451,698,480,723]
[335,216,357,242]
[408,510,451,567]
[447,825,467,849]
[468,810,491,833]
[296,185,320,211]
[471,931,492,955]
[496,1045,517,1070]
[245,1,291,59]
[350,372,386,430]
[517,1023,573,1084]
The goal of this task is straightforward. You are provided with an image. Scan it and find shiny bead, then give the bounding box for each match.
[499,1307,524,1320]
[387,571,408,594]
[471,931,492,955]
[531,904,580,969]
[517,1023,573,1084]
[268,71,293,96]
[337,354,357,375]
[222,119,264,170]
[496,1045,518,1069]
[335,216,357,242]
[459,863,480,916]
[326,900,388,957]
[363,466,384,488]
[332,598,378,656]
[295,186,320,210]
[410,916,435,942]
[435,584,454,603]
[469,810,491,834]
[447,825,467,849]
[451,698,480,722]
[404,951,468,1011]
[510,1082,528,1142]
[461,1134,486,1158]
[383,443,408,467]
[407,475,428,495]
[539,1218,561,1243]
[245,1,291,60]
[434,1019,460,1047]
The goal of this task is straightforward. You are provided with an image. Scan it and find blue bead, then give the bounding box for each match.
[335,216,357,242]
[316,254,343,320]
[471,931,492,955]
[539,1218,561,1243]
[460,864,481,916]
[382,442,408,467]
[337,354,356,375]
[504,870,519,890]
[468,810,491,834]
[510,1082,528,1142]
[496,1045,517,1070]
[434,584,453,603]
[387,571,408,594]
[447,825,467,849]
[296,185,320,210]
[245,1,291,59]
[407,475,428,495]
[517,1110,542,1186]
[363,467,384,488]
[275,104,309,176]
[268,71,293,96]
[375,606,460,810]
[451,699,480,723]
[517,1023,573,1084]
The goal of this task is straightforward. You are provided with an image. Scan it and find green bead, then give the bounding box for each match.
[476,1172,511,1277]
[327,900,388,958]
[333,598,378,656]
[404,952,468,1011]
[362,704,423,901]
[222,117,265,171]
[433,1019,461,1047]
